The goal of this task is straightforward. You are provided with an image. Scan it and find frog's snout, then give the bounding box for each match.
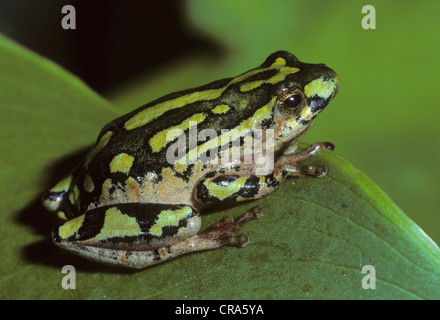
[304,69,339,113]
[321,67,339,98]
[329,73,340,98]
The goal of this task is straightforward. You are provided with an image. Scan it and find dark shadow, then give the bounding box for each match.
[0,0,222,94]
[16,146,90,235]
[23,239,143,274]
[16,146,136,273]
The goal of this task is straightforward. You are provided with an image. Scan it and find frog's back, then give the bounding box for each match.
[46,50,335,217]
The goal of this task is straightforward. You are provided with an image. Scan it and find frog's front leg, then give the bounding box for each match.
[195,142,334,203]
[52,203,261,268]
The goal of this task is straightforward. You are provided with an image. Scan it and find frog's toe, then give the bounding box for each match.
[314,165,328,177]
[229,233,250,248]
[198,205,262,241]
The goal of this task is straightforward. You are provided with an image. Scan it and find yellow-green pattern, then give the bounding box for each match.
[45,50,339,268]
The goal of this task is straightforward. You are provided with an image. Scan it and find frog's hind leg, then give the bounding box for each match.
[52,205,262,269]
[140,205,263,268]
[126,205,264,268]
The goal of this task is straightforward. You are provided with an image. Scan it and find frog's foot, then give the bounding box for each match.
[196,205,263,247]
[276,141,335,178]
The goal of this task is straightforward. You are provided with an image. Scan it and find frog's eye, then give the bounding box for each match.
[283,93,302,109]
[278,90,304,113]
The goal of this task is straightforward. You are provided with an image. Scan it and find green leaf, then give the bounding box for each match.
[1,34,439,300]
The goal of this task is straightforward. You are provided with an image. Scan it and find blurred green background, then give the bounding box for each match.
[1,0,439,246]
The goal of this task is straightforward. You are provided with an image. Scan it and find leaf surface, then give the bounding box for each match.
[0,34,439,300]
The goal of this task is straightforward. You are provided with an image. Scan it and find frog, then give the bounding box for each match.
[42,51,339,269]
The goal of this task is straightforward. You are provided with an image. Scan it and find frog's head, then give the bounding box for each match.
[256,51,339,151]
